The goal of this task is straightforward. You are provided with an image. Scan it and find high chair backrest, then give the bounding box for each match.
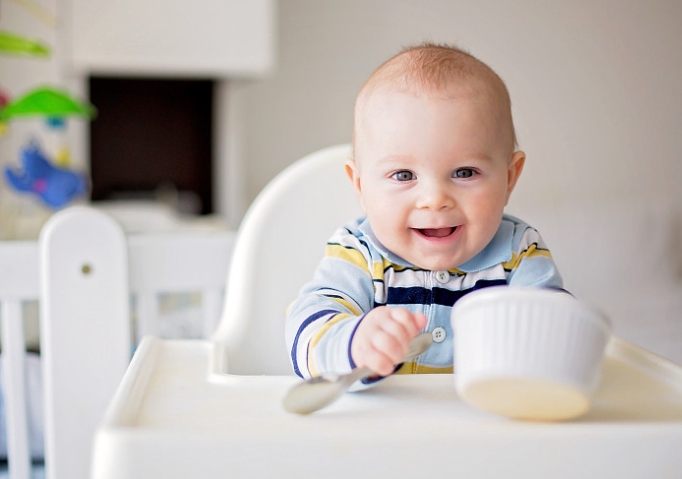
[213,144,361,375]
[38,205,234,479]
[40,206,131,479]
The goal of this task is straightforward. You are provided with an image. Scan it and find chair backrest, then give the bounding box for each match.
[213,144,362,375]
[126,230,235,339]
[37,206,234,479]
[40,206,131,479]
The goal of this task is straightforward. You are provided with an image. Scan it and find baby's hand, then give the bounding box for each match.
[350,307,428,377]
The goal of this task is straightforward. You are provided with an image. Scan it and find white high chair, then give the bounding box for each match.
[91,145,682,479]
[213,143,361,374]
[0,206,235,479]
[40,207,131,479]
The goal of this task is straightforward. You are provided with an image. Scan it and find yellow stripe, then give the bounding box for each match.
[502,244,552,270]
[382,258,465,276]
[307,313,352,376]
[372,261,384,279]
[385,262,420,273]
[329,296,361,316]
[326,244,384,279]
[386,261,410,273]
[326,244,370,274]
[395,362,453,374]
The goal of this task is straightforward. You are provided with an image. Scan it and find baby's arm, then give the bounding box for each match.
[286,225,377,379]
[351,307,427,376]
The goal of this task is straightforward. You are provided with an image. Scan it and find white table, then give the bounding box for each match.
[92,337,682,478]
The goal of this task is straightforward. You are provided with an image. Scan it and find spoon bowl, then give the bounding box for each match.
[283,332,433,414]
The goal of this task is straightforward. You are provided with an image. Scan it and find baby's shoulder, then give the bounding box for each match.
[501,214,547,250]
[323,217,381,272]
[327,217,374,253]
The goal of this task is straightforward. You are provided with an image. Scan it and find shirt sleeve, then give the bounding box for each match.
[285,226,376,379]
[506,224,564,289]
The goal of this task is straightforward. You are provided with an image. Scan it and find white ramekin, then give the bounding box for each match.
[451,286,611,421]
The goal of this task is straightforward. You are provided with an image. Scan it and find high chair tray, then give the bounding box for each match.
[92,336,682,479]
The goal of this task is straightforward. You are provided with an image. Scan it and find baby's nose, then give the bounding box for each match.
[416,183,455,210]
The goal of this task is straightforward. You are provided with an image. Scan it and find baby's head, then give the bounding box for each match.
[346,43,526,271]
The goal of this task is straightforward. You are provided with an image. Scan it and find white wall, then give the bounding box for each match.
[239,0,682,219]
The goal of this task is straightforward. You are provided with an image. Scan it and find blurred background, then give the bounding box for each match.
[1,0,681,368]
[241,0,682,219]
[1,0,680,232]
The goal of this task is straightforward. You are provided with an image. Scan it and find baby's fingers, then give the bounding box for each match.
[387,308,421,335]
[369,329,408,367]
[412,312,428,330]
[363,347,399,377]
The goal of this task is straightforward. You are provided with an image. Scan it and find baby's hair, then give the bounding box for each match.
[353,42,517,155]
[369,42,487,93]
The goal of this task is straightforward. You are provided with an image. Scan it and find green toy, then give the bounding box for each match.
[0,30,50,57]
[0,86,96,120]
[0,86,96,130]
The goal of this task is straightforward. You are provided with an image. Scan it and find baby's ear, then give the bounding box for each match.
[345,159,362,195]
[505,150,526,204]
[345,159,366,212]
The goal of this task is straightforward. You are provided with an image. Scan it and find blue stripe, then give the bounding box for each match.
[291,309,337,378]
[346,313,396,385]
[385,286,432,305]
[347,314,366,370]
[385,279,507,307]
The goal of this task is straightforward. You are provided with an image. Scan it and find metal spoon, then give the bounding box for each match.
[283,332,433,414]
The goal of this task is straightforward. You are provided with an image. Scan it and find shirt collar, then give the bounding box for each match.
[457,219,514,273]
[357,218,414,267]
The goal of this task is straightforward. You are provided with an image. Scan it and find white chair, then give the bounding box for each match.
[40,207,132,479]
[0,209,131,479]
[91,144,682,479]
[0,240,42,479]
[0,205,235,479]
[213,143,360,374]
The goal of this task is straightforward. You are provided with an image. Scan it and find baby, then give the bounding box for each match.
[286,43,563,382]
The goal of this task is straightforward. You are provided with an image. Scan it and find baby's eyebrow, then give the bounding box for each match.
[375,154,414,167]
[465,154,495,164]
[377,153,496,166]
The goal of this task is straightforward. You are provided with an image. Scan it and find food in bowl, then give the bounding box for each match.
[451,286,611,421]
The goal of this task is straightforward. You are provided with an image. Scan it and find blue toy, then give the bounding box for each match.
[4,142,88,208]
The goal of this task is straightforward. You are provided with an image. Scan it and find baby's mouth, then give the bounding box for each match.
[417,226,457,238]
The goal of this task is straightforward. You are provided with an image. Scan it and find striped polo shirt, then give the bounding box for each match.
[285,214,563,381]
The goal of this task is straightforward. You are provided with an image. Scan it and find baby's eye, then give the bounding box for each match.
[454,168,476,179]
[392,170,414,181]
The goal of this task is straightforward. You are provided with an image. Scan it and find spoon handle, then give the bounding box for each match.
[339,366,373,387]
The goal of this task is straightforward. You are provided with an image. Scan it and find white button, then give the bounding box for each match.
[435,270,450,284]
[432,327,446,343]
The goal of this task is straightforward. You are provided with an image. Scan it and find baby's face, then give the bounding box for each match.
[348,87,524,271]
